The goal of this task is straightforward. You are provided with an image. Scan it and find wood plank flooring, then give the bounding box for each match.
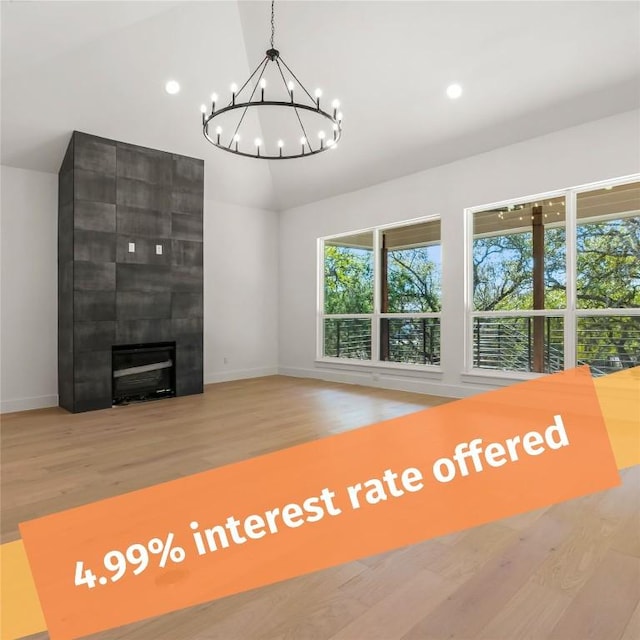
[2,375,638,640]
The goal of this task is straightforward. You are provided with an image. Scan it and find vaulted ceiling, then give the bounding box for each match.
[2,1,639,211]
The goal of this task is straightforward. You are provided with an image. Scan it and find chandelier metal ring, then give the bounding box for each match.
[203,100,342,160]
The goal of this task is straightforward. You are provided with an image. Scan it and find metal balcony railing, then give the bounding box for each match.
[324,316,640,375]
[473,317,564,374]
[382,318,441,365]
[323,317,440,363]
[324,318,372,360]
[576,317,640,375]
[474,316,640,376]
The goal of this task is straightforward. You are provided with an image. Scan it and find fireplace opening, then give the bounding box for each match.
[112,342,176,405]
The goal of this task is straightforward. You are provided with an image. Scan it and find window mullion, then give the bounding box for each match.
[464,207,474,372]
[371,228,381,362]
[317,238,325,359]
[565,189,577,369]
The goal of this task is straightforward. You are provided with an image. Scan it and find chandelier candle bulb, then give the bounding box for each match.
[233,133,240,151]
[230,83,238,105]
[278,139,284,157]
[211,93,218,111]
[315,88,322,109]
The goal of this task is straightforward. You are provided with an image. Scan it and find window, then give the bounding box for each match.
[323,231,373,360]
[320,218,441,367]
[576,183,640,374]
[380,220,441,365]
[471,196,566,374]
[468,178,640,376]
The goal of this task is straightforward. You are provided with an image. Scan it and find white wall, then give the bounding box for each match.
[278,110,640,398]
[1,166,59,412]
[0,167,279,412]
[203,199,279,383]
[2,110,638,411]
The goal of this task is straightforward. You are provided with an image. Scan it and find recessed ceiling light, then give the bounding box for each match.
[165,80,180,95]
[446,83,463,99]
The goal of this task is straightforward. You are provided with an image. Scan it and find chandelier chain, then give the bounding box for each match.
[270,0,275,48]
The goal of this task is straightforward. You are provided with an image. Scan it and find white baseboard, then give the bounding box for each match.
[205,366,279,385]
[0,394,58,414]
[278,365,497,399]
[0,367,499,414]
[0,369,279,413]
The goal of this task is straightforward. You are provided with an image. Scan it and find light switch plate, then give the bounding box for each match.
[155,244,163,255]
[128,242,135,253]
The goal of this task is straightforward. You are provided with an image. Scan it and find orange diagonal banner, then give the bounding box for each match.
[15,367,624,639]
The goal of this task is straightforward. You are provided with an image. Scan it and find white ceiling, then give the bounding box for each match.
[2,1,639,211]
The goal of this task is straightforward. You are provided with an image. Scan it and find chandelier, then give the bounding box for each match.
[200,1,342,160]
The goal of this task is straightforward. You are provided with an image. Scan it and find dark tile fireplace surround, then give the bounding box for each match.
[58,132,204,413]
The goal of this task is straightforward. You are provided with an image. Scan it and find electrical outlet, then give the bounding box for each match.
[155,244,163,255]
[128,242,135,253]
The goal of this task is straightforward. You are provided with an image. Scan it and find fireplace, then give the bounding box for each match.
[112,342,176,405]
[58,132,203,412]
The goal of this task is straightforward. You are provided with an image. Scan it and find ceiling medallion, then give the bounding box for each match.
[200,1,342,160]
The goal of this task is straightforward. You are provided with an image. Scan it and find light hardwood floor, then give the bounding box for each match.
[2,375,639,640]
